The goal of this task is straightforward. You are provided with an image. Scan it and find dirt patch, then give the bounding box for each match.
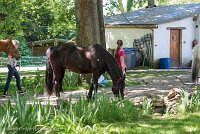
[54,69,194,103]
[125,69,193,99]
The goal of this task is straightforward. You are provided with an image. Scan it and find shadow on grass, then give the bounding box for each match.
[107,113,200,134]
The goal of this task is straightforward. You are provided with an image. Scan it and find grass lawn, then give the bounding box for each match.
[107,112,200,133]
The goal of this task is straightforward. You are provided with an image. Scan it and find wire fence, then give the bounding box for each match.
[0,56,46,67]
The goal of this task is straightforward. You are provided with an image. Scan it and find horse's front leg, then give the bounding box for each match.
[87,83,94,100]
[93,79,98,98]
[87,82,98,100]
[87,71,100,100]
[92,71,100,98]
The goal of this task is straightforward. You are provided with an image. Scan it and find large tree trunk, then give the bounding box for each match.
[75,0,105,48]
[75,0,106,83]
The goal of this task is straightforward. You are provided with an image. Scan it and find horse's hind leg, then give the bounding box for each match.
[53,69,63,97]
[59,69,65,93]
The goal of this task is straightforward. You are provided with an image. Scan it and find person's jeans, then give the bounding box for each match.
[3,65,22,93]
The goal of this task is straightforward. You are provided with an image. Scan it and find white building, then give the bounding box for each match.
[104,4,200,68]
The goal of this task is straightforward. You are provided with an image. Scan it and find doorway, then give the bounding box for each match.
[170,29,181,67]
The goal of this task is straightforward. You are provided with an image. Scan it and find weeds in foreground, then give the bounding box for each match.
[0,94,141,134]
[167,88,200,115]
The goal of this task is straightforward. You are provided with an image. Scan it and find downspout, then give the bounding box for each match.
[150,28,154,68]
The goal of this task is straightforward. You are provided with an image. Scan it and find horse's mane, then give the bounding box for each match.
[93,44,123,80]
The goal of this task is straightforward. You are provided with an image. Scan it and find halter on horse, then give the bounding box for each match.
[45,42,125,99]
[0,39,20,60]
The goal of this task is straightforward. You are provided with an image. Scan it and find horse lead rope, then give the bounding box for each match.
[113,77,123,93]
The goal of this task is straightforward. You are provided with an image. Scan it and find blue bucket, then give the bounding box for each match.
[159,58,170,69]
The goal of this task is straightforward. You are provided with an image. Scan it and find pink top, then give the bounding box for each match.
[115,48,125,69]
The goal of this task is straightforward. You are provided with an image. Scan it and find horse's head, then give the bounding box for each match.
[6,39,20,60]
[112,75,125,98]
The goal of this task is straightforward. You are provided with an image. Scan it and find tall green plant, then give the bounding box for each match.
[142,97,153,115]
[63,71,79,88]
[73,94,141,123]
[177,90,190,114]
[177,88,200,114]
[0,100,17,134]
[190,88,200,112]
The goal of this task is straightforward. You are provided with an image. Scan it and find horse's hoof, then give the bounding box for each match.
[87,95,92,101]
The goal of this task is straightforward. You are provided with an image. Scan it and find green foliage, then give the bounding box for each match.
[20,70,81,94]
[21,70,44,94]
[0,94,141,134]
[0,0,76,43]
[1,92,200,134]
[63,71,80,88]
[73,95,141,124]
[110,112,200,133]
[104,0,200,16]
[104,0,148,15]
[21,0,76,42]
[0,1,24,38]
[17,39,32,56]
[0,0,75,57]
[127,0,134,11]
[104,0,120,16]
[176,88,200,114]
[190,89,200,112]
[177,89,190,114]
[1,70,200,133]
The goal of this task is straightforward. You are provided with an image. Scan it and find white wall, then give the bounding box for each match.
[105,27,152,49]
[154,17,196,66]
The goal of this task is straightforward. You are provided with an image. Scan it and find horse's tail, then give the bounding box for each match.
[192,45,200,83]
[45,47,54,96]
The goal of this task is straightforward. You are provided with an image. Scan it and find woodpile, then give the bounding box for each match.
[131,88,194,115]
[164,88,182,114]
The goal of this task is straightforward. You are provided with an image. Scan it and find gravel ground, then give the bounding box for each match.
[0,69,194,105]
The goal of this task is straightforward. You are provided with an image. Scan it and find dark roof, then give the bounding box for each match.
[104,3,200,26]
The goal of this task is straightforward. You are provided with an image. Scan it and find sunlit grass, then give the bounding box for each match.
[107,112,200,134]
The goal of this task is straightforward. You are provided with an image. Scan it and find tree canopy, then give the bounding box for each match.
[0,0,199,44]
[0,0,76,42]
[104,0,200,16]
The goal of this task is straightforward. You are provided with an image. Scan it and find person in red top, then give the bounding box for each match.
[114,39,126,75]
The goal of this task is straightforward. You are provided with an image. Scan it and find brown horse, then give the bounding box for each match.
[0,39,20,60]
[45,42,125,99]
